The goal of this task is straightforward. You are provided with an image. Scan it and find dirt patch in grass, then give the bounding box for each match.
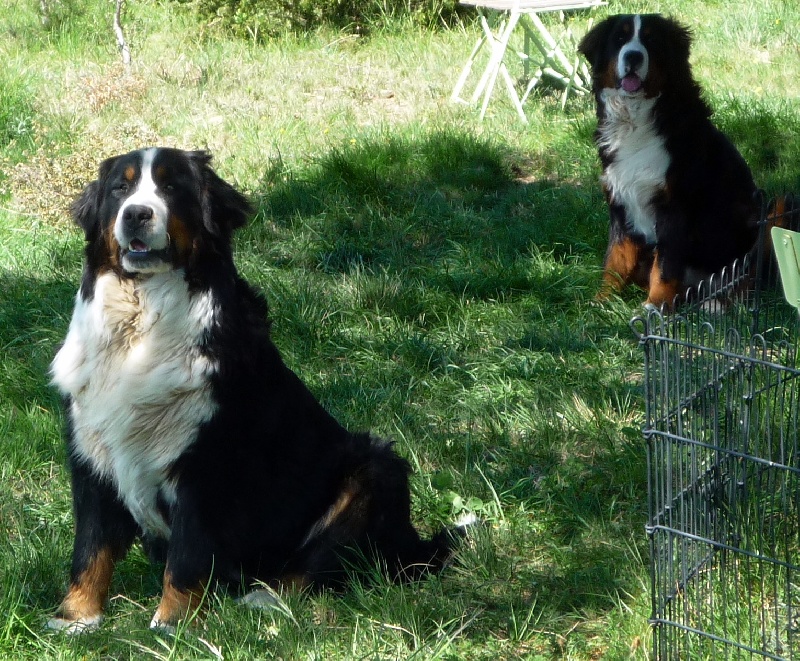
[2,129,166,228]
[0,63,166,226]
[3,138,139,227]
[73,64,148,113]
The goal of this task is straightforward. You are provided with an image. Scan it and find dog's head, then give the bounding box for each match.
[578,14,692,99]
[72,148,252,277]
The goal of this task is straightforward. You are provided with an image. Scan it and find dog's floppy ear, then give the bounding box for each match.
[70,181,101,240]
[71,155,119,240]
[577,16,617,66]
[190,151,252,238]
[662,16,692,63]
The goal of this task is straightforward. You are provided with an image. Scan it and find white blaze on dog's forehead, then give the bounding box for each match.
[114,148,170,250]
[136,147,158,196]
[617,14,649,82]
[126,148,160,204]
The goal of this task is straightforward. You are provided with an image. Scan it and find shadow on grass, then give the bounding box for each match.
[0,272,73,411]
[715,97,800,193]
[250,129,607,299]
[247,129,648,630]
[5,129,641,641]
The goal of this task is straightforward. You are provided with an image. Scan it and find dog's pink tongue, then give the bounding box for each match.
[622,74,642,93]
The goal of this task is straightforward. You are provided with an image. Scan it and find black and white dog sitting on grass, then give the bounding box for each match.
[49,147,471,633]
[578,14,760,309]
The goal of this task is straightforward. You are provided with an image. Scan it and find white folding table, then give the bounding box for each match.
[451,0,605,122]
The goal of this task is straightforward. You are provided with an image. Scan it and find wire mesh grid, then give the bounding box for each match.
[630,193,800,660]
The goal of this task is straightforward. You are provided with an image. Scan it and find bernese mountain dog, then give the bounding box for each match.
[578,14,759,308]
[48,147,468,633]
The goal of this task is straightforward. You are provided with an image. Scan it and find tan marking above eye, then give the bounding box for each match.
[124,166,136,182]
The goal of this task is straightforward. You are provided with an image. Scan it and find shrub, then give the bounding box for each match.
[185,0,462,40]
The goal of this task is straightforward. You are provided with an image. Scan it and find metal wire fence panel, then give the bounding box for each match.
[631,194,800,660]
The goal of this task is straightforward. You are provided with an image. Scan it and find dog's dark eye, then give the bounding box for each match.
[164,184,175,192]
[113,182,130,196]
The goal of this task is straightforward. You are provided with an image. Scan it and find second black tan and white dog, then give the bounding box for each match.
[49,147,469,633]
[578,14,759,308]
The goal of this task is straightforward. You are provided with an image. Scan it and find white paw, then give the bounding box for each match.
[149,614,176,635]
[46,614,102,634]
[700,298,727,315]
[643,302,660,314]
[454,512,478,529]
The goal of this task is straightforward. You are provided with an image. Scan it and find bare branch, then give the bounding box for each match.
[114,0,131,67]
[40,0,51,26]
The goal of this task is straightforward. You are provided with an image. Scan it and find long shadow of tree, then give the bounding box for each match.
[244,103,800,637]
[2,95,797,657]
[249,130,607,295]
[16,111,789,641]
[242,128,650,639]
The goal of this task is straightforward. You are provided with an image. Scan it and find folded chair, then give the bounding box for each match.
[451,0,605,122]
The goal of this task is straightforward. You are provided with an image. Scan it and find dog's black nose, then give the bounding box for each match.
[122,205,154,229]
[623,50,644,73]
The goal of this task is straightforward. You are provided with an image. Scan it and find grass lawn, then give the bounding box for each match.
[0,0,798,657]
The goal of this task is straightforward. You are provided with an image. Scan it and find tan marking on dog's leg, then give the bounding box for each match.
[48,546,115,633]
[762,195,796,257]
[150,571,207,631]
[300,477,369,550]
[646,256,680,310]
[598,237,643,299]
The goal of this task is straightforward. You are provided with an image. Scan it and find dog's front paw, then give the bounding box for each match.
[47,613,102,634]
[150,576,206,633]
[643,301,660,314]
[699,297,727,316]
[149,612,177,635]
[149,597,183,634]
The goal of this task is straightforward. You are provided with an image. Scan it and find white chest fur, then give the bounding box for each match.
[598,91,669,245]
[51,272,219,538]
